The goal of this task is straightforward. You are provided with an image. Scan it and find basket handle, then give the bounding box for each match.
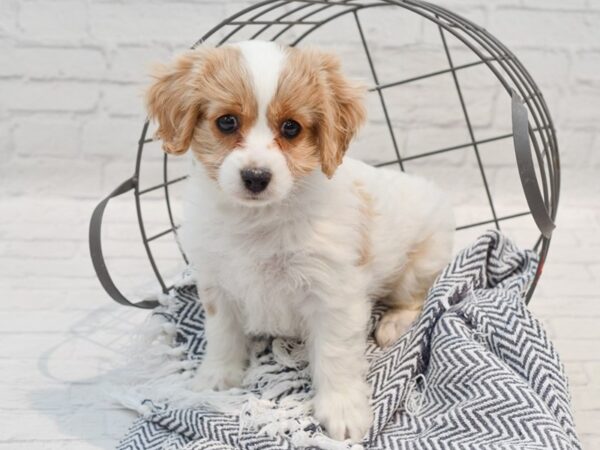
[89,177,160,309]
[511,90,555,239]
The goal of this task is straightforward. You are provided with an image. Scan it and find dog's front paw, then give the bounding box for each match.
[190,360,245,392]
[313,386,373,442]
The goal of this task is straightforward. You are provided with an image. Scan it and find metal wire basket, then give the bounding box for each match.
[89,0,559,309]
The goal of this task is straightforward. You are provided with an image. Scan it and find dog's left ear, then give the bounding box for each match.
[317,53,366,178]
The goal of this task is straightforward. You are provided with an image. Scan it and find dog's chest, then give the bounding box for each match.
[211,229,313,338]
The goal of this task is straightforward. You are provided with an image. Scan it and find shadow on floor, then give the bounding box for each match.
[28,304,145,449]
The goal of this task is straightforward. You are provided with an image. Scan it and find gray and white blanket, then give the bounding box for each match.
[115,231,580,449]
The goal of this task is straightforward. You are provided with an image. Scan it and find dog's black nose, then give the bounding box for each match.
[241,168,272,193]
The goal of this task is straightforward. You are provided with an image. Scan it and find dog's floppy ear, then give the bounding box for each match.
[316,52,366,178]
[145,49,209,155]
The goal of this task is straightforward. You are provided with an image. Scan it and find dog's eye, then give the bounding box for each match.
[216,115,239,134]
[280,120,301,139]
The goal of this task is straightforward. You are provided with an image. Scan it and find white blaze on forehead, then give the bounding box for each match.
[235,40,286,148]
[236,40,286,114]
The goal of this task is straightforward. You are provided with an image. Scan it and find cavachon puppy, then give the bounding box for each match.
[145,40,454,442]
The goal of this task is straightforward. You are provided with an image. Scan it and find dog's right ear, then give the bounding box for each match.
[145,49,208,155]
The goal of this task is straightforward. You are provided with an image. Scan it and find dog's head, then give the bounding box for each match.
[145,41,365,206]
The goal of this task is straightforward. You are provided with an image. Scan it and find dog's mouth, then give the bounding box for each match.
[234,190,275,207]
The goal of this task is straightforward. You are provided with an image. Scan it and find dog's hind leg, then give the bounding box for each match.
[375,230,453,348]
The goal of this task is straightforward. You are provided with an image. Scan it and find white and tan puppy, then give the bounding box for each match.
[145,40,454,442]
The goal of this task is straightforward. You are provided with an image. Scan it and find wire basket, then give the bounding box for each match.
[90,0,559,309]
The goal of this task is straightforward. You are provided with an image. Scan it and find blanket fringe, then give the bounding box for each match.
[109,288,349,448]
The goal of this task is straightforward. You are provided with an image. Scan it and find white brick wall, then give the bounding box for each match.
[0,0,598,199]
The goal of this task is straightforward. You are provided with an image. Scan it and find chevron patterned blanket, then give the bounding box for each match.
[116,231,580,450]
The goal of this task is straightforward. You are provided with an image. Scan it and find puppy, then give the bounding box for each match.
[145,40,454,442]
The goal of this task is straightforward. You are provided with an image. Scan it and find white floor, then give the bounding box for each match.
[0,168,598,449]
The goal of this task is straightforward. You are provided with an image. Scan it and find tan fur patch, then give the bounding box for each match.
[268,47,366,179]
[353,180,376,266]
[267,49,322,178]
[204,301,217,316]
[146,46,257,178]
[315,52,366,178]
